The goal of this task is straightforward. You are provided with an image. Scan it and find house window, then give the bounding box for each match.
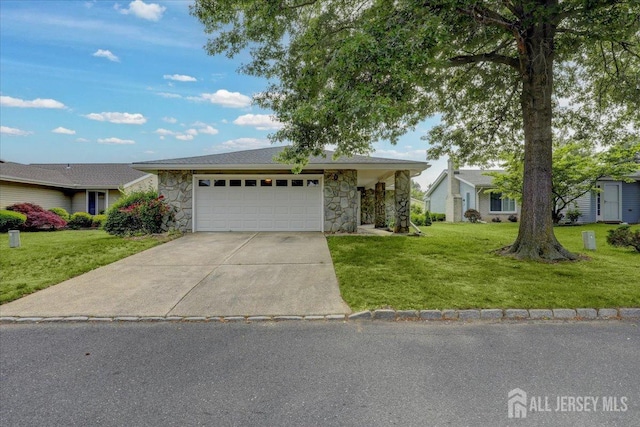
[276,180,288,187]
[260,179,272,187]
[230,179,242,187]
[198,179,211,187]
[596,185,601,216]
[291,180,303,187]
[213,180,226,187]
[245,180,257,187]
[307,179,319,187]
[490,192,516,212]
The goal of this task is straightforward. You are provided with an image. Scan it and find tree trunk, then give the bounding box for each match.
[502,2,576,261]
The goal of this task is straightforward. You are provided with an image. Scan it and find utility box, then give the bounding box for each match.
[582,231,596,250]
[8,230,21,248]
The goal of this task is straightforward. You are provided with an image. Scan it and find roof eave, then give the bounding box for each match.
[0,176,74,189]
[133,162,430,173]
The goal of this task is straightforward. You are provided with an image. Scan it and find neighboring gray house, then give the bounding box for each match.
[0,161,152,214]
[425,161,639,224]
[132,146,430,233]
[424,161,520,222]
[563,171,640,224]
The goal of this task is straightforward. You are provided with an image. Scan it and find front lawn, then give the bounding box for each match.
[328,223,640,310]
[0,230,173,304]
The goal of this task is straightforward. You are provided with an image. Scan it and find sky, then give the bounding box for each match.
[0,0,449,189]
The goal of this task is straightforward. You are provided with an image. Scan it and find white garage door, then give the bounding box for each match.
[194,175,323,231]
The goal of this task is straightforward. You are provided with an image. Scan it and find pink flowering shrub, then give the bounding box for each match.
[6,203,67,231]
[104,190,174,236]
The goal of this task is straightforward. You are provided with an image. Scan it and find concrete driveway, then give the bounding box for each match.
[0,232,351,317]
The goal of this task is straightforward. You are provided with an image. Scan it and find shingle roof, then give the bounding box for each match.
[134,146,427,167]
[0,161,147,189]
[455,169,503,187]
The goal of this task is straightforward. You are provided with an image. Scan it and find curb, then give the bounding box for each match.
[1,308,639,324]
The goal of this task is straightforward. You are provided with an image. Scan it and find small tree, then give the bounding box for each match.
[487,140,640,224]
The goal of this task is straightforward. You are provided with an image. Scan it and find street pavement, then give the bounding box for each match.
[1,321,638,426]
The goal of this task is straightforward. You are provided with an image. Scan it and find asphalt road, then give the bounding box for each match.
[1,321,638,427]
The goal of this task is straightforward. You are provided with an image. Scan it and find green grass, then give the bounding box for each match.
[0,230,172,304]
[327,223,640,311]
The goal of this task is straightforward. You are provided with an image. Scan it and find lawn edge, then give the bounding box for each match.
[1,307,638,324]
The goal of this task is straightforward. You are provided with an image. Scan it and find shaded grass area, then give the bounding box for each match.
[327,223,640,311]
[0,230,172,304]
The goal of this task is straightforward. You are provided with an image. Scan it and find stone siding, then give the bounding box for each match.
[385,190,395,227]
[324,170,358,232]
[158,171,193,232]
[361,188,375,224]
[394,170,411,233]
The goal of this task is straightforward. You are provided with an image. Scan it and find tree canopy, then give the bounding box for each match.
[191,0,640,260]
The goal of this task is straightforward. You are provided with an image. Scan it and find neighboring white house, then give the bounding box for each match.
[0,161,154,214]
[424,161,520,222]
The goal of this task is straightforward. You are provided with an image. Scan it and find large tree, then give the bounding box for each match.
[191,0,640,260]
[486,139,640,223]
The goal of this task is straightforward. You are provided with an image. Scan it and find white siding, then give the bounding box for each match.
[0,181,71,211]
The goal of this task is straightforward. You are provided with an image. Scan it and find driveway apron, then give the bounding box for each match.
[0,232,351,317]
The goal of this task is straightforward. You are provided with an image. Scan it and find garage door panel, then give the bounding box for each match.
[195,175,322,231]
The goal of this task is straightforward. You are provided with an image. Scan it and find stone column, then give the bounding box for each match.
[158,170,193,232]
[394,170,410,233]
[361,188,375,224]
[374,182,386,228]
[323,170,358,233]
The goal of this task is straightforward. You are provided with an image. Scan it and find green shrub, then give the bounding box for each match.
[6,203,67,230]
[464,209,482,223]
[424,211,432,226]
[566,208,582,224]
[67,212,94,229]
[104,190,174,236]
[48,207,70,221]
[410,212,425,226]
[606,225,640,252]
[92,214,107,228]
[431,213,446,222]
[410,204,423,215]
[0,210,27,232]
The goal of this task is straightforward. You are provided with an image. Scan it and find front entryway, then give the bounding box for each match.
[602,183,621,222]
[194,175,323,232]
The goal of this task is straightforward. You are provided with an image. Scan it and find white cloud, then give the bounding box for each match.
[197,125,218,135]
[154,128,174,136]
[76,138,90,143]
[195,89,252,108]
[373,148,427,161]
[1,95,66,109]
[52,127,76,135]
[163,74,196,82]
[233,113,283,130]
[192,121,219,135]
[157,92,182,99]
[92,49,119,62]
[162,116,177,123]
[85,112,147,124]
[208,138,275,153]
[0,126,33,136]
[98,137,135,145]
[154,127,201,141]
[116,0,166,21]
